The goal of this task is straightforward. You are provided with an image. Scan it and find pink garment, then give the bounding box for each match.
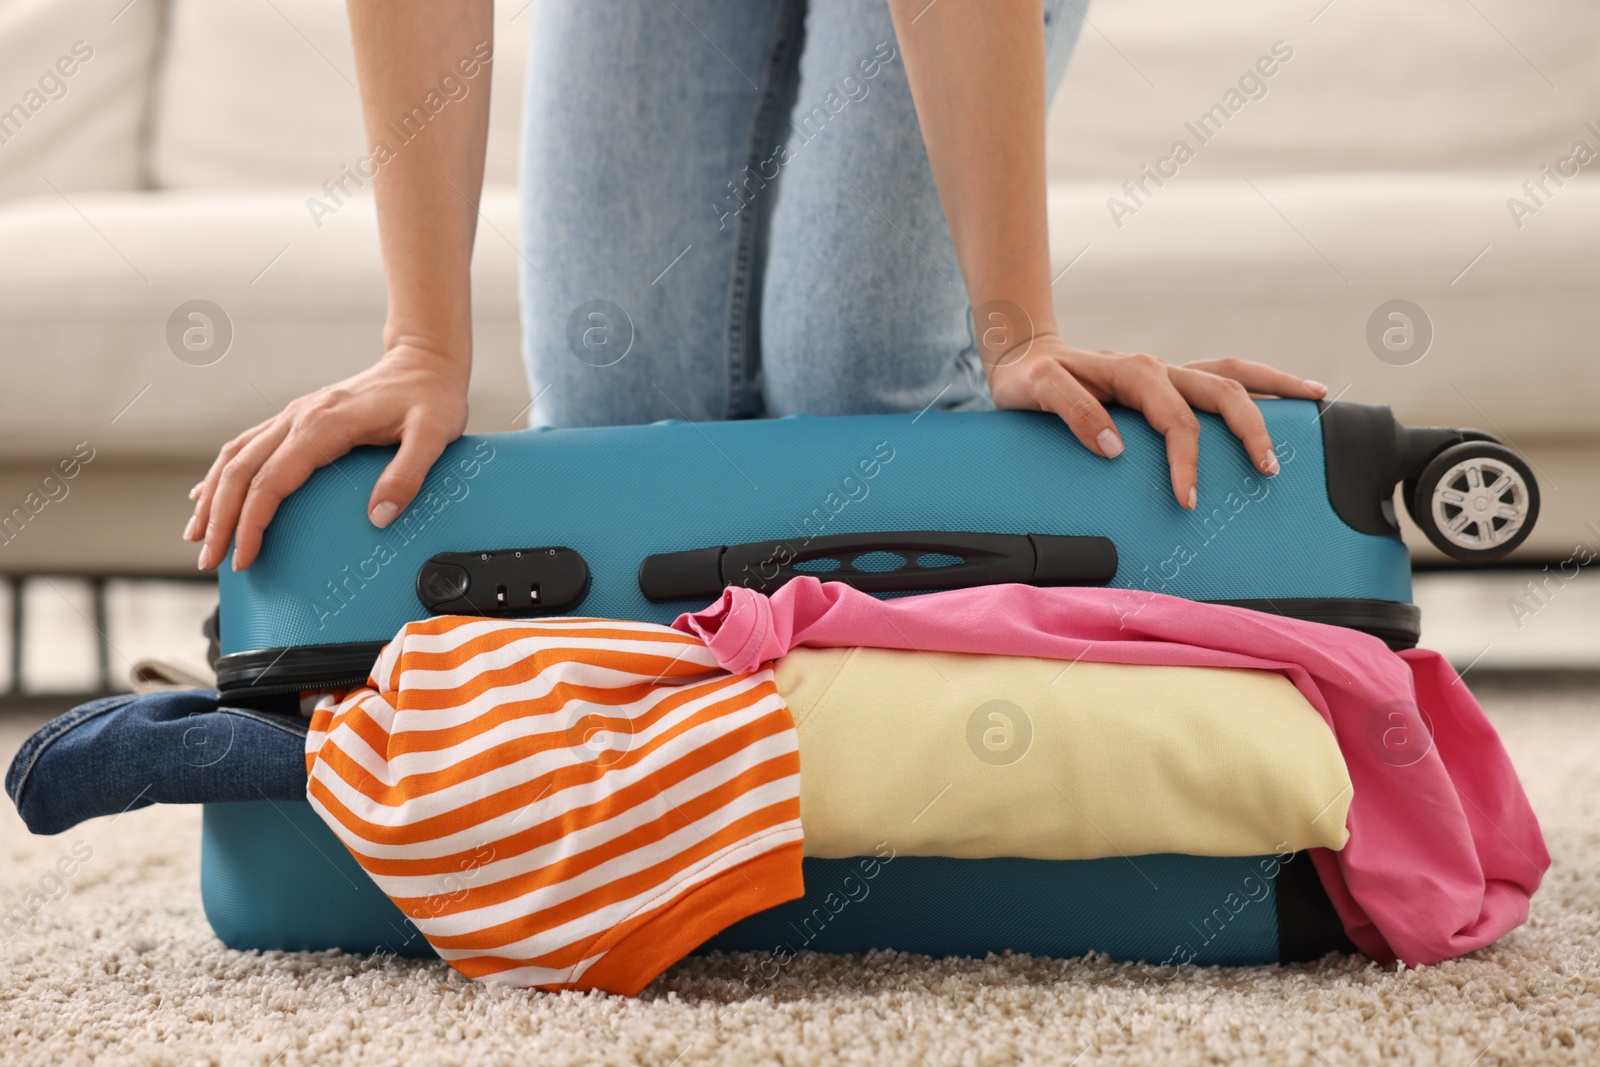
[673,578,1547,966]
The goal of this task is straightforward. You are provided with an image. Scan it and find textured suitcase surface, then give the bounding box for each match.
[217,401,1411,660]
[204,401,1427,968]
[201,802,1351,966]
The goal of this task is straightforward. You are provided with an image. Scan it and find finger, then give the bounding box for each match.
[189,435,248,541]
[368,418,455,528]
[230,428,351,571]
[1032,363,1124,459]
[1171,368,1279,476]
[1111,355,1200,508]
[197,421,291,570]
[188,423,268,542]
[1182,358,1327,400]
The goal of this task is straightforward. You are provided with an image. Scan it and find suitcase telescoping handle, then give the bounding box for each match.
[638,531,1118,602]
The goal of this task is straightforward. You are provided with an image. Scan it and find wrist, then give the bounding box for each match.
[971,293,1060,373]
[380,326,471,367]
[382,286,473,366]
[378,333,473,390]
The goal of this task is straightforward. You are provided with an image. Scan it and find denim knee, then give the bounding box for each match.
[7,690,309,836]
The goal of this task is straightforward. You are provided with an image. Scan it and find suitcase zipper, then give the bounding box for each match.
[214,595,1421,701]
[214,641,388,699]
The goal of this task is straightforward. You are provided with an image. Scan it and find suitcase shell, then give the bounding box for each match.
[199,801,1353,966]
[204,400,1533,968]
[215,400,1444,668]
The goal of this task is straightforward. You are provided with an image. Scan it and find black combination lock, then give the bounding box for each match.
[416,547,590,616]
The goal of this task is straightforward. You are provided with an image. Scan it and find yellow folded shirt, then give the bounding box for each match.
[773,648,1351,861]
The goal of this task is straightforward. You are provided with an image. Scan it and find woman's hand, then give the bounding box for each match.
[185,344,470,571]
[889,1,1326,507]
[187,1,491,572]
[984,333,1328,508]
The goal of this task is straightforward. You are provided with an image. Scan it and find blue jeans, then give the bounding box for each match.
[6,692,308,836]
[520,0,1085,426]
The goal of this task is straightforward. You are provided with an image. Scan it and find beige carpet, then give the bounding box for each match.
[2,676,1596,1066]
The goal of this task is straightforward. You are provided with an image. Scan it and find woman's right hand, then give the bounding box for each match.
[185,343,470,572]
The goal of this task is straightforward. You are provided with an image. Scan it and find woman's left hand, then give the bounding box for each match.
[886,0,1327,505]
[984,332,1329,509]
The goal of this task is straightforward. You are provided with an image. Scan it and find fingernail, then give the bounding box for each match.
[1261,451,1280,476]
[1305,380,1328,396]
[188,483,203,501]
[1186,486,1198,510]
[197,550,211,572]
[1095,428,1124,458]
[370,500,400,529]
[183,515,198,541]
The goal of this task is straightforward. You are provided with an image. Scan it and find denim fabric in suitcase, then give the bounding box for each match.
[205,400,1539,966]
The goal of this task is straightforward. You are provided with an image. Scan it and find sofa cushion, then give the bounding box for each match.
[1046,172,1600,442]
[1047,0,1600,182]
[0,185,529,463]
[149,0,528,190]
[0,0,164,201]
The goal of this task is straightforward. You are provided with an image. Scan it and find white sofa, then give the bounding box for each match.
[1,0,1596,573]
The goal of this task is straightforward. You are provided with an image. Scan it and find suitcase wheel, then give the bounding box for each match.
[1408,441,1539,562]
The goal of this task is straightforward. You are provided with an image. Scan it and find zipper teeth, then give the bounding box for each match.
[213,600,1414,694]
[217,674,370,698]
[214,641,386,698]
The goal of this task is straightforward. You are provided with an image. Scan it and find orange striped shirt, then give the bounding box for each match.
[305,616,804,994]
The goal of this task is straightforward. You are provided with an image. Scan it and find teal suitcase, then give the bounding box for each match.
[204,402,1537,967]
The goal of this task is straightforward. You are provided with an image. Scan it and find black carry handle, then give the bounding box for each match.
[638,531,1117,602]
